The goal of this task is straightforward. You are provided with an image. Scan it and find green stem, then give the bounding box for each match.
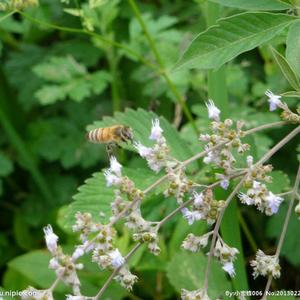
[127,0,199,135]
[0,10,15,22]
[16,10,158,71]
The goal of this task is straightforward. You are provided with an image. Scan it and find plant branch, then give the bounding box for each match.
[203,125,300,293]
[93,243,141,300]
[262,163,300,299]
[16,10,158,71]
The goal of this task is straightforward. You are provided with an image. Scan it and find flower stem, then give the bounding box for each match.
[262,163,300,300]
[203,126,300,294]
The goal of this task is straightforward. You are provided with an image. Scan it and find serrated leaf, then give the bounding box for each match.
[208,0,291,11]
[271,47,300,91]
[62,168,161,229]
[33,56,87,83]
[88,108,194,162]
[0,152,13,177]
[267,171,291,194]
[33,56,110,104]
[175,12,296,70]
[286,20,300,79]
[35,85,66,105]
[166,251,231,298]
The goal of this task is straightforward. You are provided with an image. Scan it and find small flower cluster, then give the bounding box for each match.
[22,225,82,299]
[72,212,137,290]
[104,156,144,202]
[182,232,212,252]
[200,101,249,189]
[182,232,238,278]
[265,90,300,124]
[129,211,160,255]
[181,190,225,225]
[250,249,281,279]
[181,288,210,300]
[0,0,38,10]
[164,167,193,204]
[238,156,283,215]
[134,119,175,172]
[21,287,54,300]
[213,238,239,278]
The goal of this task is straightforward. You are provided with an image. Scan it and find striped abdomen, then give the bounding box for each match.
[86,126,120,144]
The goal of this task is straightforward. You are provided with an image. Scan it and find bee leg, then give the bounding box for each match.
[106,143,116,158]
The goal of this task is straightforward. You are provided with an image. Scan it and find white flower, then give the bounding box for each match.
[66,295,86,300]
[247,155,254,167]
[49,258,60,270]
[109,249,125,268]
[205,99,220,121]
[265,90,282,111]
[216,173,230,188]
[238,192,254,205]
[109,156,122,176]
[252,180,261,189]
[104,169,121,187]
[134,142,152,158]
[72,246,85,260]
[222,261,236,277]
[193,191,204,207]
[203,149,220,165]
[43,225,58,254]
[149,118,163,141]
[181,208,202,225]
[265,192,283,214]
[250,249,281,279]
[295,202,300,218]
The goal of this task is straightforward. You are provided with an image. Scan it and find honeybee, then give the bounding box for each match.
[86,125,133,156]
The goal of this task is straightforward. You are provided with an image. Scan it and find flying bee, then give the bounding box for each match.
[86,125,133,157]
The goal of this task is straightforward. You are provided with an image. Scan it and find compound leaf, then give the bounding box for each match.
[175,12,296,70]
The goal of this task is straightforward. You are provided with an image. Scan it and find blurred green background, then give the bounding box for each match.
[0,0,300,299]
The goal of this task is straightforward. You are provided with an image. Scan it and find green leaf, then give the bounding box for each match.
[0,152,13,177]
[33,56,87,83]
[175,12,296,70]
[166,251,231,298]
[88,108,194,161]
[286,20,300,79]
[208,0,291,11]
[267,170,291,194]
[61,168,160,229]
[267,201,300,266]
[35,85,66,105]
[7,250,65,291]
[271,47,300,91]
[13,212,36,250]
[33,56,110,104]
[281,91,300,98]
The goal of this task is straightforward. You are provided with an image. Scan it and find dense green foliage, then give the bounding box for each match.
[0,0,300,299]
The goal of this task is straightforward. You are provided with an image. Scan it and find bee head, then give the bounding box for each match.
[122,126,134,143]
